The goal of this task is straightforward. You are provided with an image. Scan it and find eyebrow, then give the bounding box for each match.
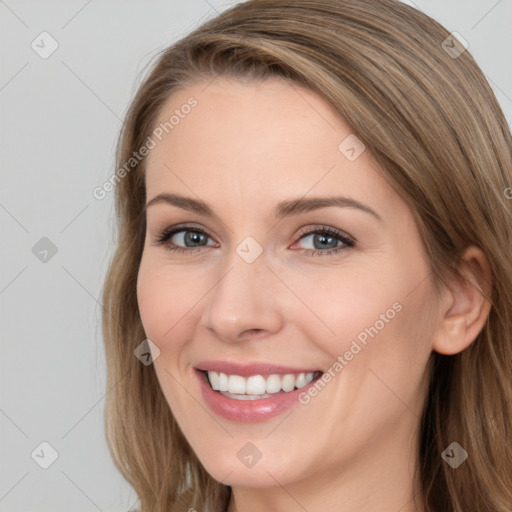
[144,192,382,221]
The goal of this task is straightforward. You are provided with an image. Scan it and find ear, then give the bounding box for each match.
[432,246,493,355]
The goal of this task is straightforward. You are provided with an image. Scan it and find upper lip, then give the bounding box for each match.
[195,360,322,377]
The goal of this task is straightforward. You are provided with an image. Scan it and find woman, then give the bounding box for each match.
[102,0,512,510]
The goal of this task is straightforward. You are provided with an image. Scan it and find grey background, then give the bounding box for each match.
[1,1,511,511]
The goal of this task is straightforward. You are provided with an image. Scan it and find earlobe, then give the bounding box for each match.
[432,246,492,356]
[433,314,468,356]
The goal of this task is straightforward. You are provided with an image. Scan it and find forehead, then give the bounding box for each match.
[144,77,400,220]
[152,76,344,133]
[147,76,350,171]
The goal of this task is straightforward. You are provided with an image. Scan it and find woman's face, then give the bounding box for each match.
[137,77,443,490]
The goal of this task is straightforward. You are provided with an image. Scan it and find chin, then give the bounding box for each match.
[194,445,303,488]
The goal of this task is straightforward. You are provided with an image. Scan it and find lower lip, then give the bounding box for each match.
[194,369,321,423]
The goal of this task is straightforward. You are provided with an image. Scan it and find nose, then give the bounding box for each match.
[200,249,284,343]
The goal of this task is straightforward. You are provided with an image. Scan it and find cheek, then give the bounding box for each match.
[279,259,412,359]
[136,261,162,339]
[136,258,197,412]
[136,256,196,346]
[286,256,434,402]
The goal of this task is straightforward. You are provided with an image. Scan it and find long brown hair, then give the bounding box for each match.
[101,1,512,510]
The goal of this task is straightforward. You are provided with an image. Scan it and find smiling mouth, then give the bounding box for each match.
[200,370,323,400]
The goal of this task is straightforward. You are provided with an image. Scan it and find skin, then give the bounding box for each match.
[136,77,492,512]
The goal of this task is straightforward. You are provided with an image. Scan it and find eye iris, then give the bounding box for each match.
[185,231,207,247]
[314,233,338,250]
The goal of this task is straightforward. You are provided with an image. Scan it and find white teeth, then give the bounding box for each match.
[206,370,318,395]
[224,392,270,400]
[218,372,229,392]
[228,375,246,394]
[281,374,296,392]
[246,375,267,395]
[296,373,309,389]
[209,371,220,390]
[265,374,282,394]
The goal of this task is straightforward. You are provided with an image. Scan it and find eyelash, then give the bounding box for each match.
[152,223,355,257]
